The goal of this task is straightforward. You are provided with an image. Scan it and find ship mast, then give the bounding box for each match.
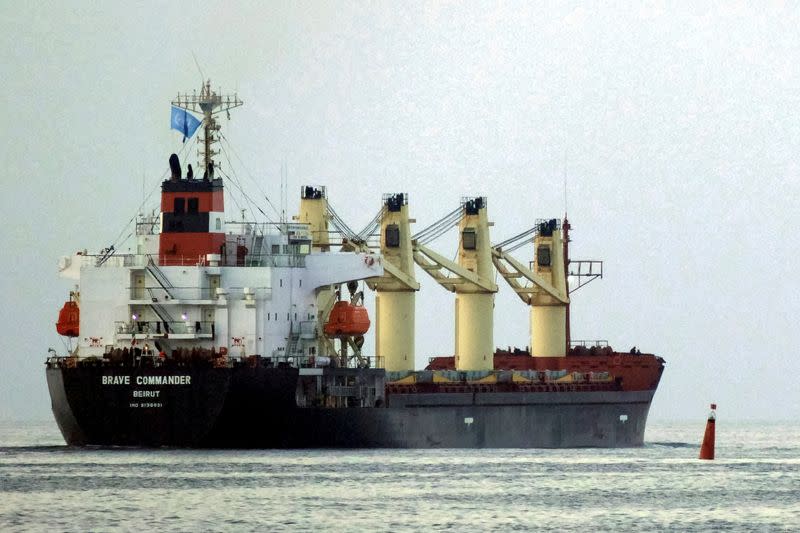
[171,80,243,174]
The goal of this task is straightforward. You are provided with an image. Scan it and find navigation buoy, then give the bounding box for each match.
[699,403,716,460]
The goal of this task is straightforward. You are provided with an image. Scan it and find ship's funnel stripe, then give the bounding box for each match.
[162,212,211,233]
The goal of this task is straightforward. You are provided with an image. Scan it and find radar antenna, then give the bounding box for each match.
[171,80,243,173]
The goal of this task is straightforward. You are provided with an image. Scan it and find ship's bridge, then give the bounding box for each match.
[213,221,312,268]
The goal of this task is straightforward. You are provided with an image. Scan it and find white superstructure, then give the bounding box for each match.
[59,218,382,362]
[56,80,383,365]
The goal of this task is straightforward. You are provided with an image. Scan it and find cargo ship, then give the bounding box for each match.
[46,82,664,448]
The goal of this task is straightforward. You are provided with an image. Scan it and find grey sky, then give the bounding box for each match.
[1,1,798,422]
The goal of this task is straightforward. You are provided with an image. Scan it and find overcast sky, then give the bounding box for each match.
[1,1,798,422]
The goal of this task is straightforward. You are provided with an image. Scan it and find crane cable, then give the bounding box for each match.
[493,226,540,252]
[107,136,194,252]
[219,133,281,220]
[326,203,359,241]
[412,204,464,245]
[354,206,386,243]
[218,142,274,226]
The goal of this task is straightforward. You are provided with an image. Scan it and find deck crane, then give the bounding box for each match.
[321,192,421,371]
[492,218,602,357]
[412,197,497,371]
[333,194,420,371]
[364,194,420,372]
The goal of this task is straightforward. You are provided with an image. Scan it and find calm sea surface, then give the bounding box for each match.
[1,420,798,532]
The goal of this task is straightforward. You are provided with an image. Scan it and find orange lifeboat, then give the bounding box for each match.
[56,299,80,337]
[324,301,370,337]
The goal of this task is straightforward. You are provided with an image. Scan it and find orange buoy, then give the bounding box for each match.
[324,301,370,337]
[56,300,80,337]
[699,403,716,460]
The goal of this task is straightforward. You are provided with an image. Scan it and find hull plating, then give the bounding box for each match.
[47,366,654,448]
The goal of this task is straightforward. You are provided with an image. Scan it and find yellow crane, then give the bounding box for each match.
[366,194,420,372]
[413,198,497,371]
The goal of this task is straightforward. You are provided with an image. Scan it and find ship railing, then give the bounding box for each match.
[243,253,307,268]
[297,320,317,338]
[77,251,314,269]
[135,215,160,236]
[321,355,383,370]
[222,221,308,235]
[221,221,313,242]
[45,352,388,372]
[385,369,616,385]
[254,354,385,369]
[328,385,359,397]
[115,320,215,336]
[221,287,272,298]
[345,355,384,369]
[570,340,610,348]
[219,355,383,373]
[67,253,143,268]
[129,286,216,300]
[154,253,308,268]
[45,355,69,368]
[130,286,272,301]
[45,355,95,369]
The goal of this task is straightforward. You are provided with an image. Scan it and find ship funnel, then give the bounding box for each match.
[159,159,225,265]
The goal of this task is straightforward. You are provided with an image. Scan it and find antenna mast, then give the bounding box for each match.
[171,80,243,173]
[563,146,568,215]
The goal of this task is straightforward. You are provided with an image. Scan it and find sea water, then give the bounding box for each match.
[1,420,798,532]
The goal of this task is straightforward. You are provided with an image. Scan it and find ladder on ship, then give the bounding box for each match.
[285,323,302,363]
[145,257,176,324]
[147,294,176,325]
[146,257,174,298]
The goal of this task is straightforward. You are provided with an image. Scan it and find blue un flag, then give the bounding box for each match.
[170,106,202,142]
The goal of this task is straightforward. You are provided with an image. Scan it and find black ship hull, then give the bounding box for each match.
[47,365,655,448]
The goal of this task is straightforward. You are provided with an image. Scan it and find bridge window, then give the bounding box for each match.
[188,197,199,214]
[173,197,185,214]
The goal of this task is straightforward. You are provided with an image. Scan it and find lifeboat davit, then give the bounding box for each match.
[324,301,370,337]
[56,300,79,337]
